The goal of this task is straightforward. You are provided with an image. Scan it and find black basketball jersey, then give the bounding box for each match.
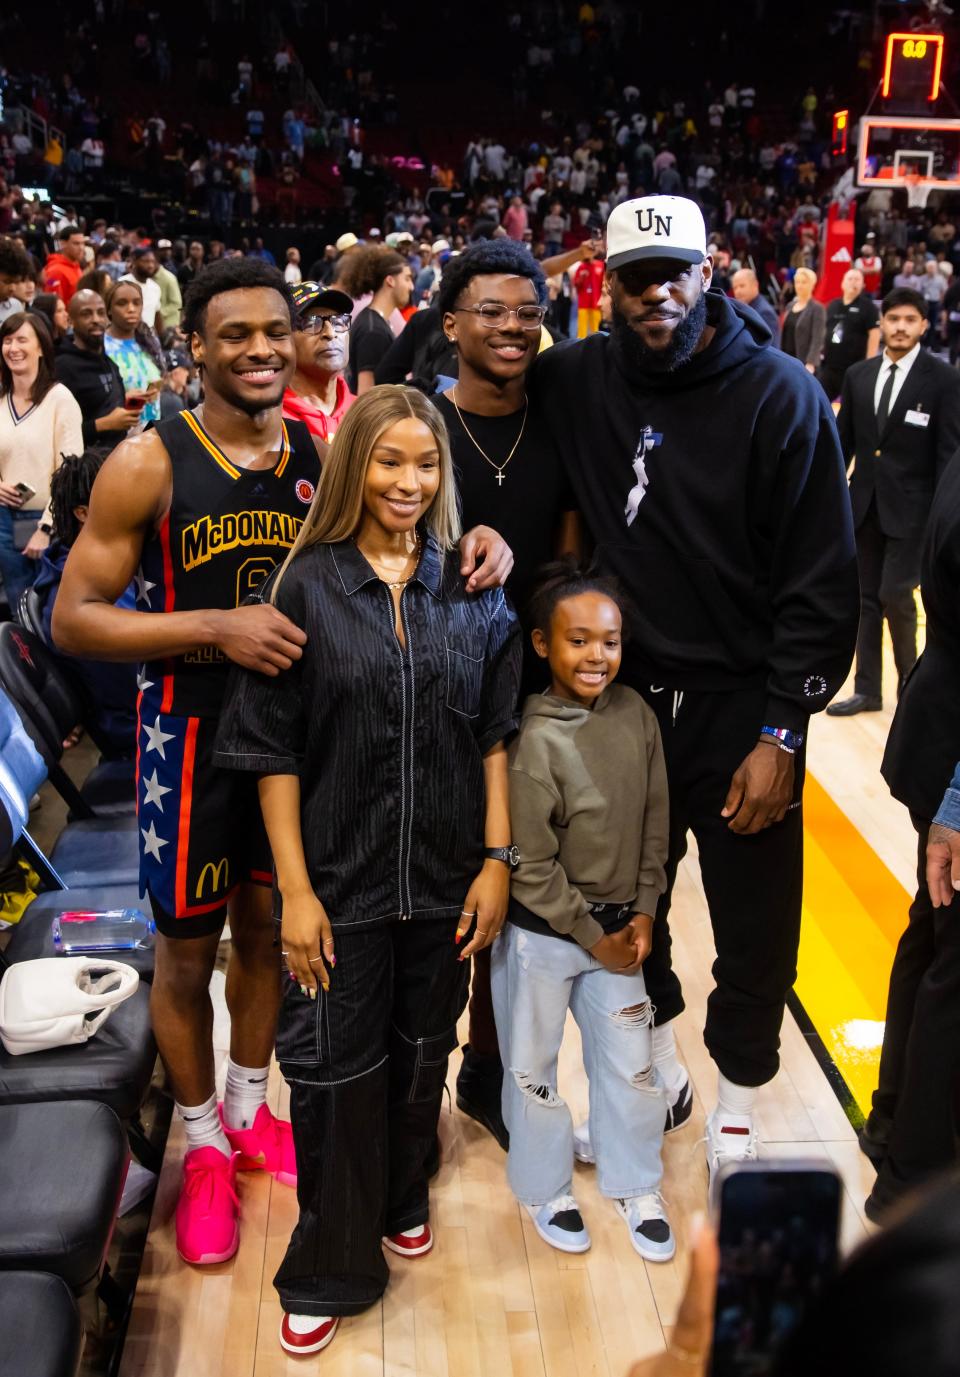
[138,409,319,718]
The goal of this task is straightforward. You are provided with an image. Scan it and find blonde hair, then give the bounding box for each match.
[270,385,461,603]
[794,267,817,290]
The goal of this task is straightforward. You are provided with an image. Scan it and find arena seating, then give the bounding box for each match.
[0,1273,83,1377]
[0,623,135,822]
[0,671,162,1374]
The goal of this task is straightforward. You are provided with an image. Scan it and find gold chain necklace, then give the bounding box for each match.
[358,537,421,591]
[451,388,528,487]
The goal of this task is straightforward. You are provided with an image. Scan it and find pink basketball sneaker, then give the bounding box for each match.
[220,1103,297,1187]
[176,1147,240,1266]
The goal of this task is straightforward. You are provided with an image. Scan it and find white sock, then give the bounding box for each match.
[716,1073,757,1121]
[178,1092,231,1158]
[286,1314,333,1334]
[222,1058,270,1130]
[651,1022,688,1098]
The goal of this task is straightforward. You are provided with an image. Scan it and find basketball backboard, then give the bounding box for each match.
[857,115,960,190]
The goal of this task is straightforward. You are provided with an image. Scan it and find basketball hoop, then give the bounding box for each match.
[905,172,932,209]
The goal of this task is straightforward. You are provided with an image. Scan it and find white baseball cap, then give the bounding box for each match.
[606,196,707,272]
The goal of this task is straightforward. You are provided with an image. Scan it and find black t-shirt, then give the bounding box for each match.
[435,392,575,697]
[347,307,395,392]
[823,292,879,370]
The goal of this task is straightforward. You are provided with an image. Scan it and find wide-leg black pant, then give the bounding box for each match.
[636,684,806,1087]
[867,817,960,1200]
[274,919,470,1316]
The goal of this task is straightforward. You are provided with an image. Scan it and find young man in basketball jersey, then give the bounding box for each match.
[54,257,514,1267]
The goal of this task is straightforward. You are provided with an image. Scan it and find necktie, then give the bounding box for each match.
[876,361,897,435]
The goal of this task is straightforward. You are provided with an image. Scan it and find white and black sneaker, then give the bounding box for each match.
[615,1193,676,1262]
[524,1194,591,1253]
[664,1074,693,1134]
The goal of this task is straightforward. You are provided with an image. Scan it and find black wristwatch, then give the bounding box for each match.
[38,520,53,535]
[486,845,520,869]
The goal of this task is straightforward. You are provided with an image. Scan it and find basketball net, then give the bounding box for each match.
[905,172,932,210]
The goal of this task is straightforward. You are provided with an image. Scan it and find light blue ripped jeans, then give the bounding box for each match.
[491,920,666,1206]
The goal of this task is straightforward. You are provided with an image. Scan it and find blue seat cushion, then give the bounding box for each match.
[49,816,139,886]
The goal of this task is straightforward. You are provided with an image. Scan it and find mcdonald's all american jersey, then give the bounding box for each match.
[135,409,319,933]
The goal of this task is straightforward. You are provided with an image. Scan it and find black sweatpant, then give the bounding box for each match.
[273,919,470,1317]
[637,683,805,1087]
[866,817,960,1200]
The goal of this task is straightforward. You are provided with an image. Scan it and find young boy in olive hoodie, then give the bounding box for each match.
[491,561,674,1261]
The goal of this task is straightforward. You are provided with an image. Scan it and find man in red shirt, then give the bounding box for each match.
[41,224,86,305]
[573,240,606,337]
[855,242,883,299]
[281,283,355,441]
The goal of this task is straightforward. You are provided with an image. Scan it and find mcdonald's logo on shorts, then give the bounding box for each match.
[196,857,230,899]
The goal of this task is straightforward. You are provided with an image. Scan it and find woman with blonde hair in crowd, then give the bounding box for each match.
[216,384,522,1357]
[781,266,826,374]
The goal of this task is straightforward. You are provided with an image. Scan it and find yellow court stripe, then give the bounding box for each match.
[181,412,241,479]
[803,774,913,947]
[796,772,914,1115]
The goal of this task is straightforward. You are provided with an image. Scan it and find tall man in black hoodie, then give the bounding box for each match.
[532,196,860,1181]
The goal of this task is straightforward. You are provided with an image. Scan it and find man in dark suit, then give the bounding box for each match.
[828,287,960,716]
[859,447,960,1219]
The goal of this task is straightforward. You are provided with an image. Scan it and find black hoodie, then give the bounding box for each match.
[531,292,860,732]
[54,338,125,445]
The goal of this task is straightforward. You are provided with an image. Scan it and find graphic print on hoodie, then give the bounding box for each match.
[531,291,860,732]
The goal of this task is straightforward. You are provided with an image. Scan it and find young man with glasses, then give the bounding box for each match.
[435,239,580,1151]
[282,283,355,441]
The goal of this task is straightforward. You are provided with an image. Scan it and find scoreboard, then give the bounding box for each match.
[881,31,945,103]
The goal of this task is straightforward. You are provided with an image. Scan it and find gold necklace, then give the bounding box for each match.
[358,537,421,590]
[451,388,528,487]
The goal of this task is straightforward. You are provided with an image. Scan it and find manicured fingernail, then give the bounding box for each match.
[288,972,296,982]
[300,985,309,996]
[322,983,329,993]
[309,988,316,1001]
[455,931,464,944]
[330,955,336,967]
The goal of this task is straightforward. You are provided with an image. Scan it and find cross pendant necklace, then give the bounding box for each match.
[452,388,528,486]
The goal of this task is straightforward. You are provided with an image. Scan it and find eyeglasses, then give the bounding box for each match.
[454,304,546,329]
[299,312,351,335]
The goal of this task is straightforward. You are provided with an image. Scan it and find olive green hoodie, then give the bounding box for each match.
[508,683,669,950]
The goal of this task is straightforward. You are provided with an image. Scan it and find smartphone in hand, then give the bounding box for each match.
[709,1161,842,1376]
[14,481,37,502]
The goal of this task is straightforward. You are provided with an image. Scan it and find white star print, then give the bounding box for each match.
[143,716,175,759]
[136,666,155,693]
[134,568,156,605]
[141,769,172,812]
[141,820,168,862]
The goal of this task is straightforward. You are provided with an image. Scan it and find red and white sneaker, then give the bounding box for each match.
[220,1103,297,1188]
[279,1313,339,1356]
[383,1222,433,1257]
[176,1147,240,1265]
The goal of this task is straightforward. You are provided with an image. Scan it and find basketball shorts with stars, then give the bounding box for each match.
[136,702,272,938]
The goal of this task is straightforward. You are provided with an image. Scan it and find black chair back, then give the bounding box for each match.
[17,586,45,639]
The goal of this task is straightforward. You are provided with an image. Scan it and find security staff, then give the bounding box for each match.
[829,287,960,716]
[531,196,859,1180]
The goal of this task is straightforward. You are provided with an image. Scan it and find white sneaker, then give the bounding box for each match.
[615,1193,676,1262]
[705,1110,759,1188]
